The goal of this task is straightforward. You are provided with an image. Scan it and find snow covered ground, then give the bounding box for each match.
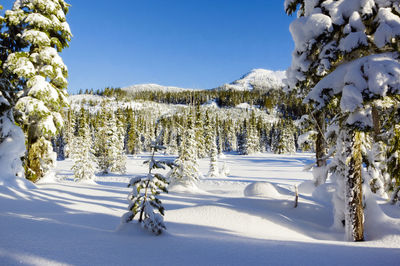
[1,153,399,265]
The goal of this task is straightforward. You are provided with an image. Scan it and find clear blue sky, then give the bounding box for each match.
[4,0,296,94]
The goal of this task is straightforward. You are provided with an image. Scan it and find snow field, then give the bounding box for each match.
[0,153,399,265]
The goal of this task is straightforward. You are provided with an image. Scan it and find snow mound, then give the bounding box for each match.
[168,183,204,194]
[298,180,316,195]
[244,182,280,198]
[235,103,252,109]
[312,182,335,204]
[36,171,58,184]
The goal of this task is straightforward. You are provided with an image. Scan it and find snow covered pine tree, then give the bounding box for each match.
[122,140,174,235]
[286,0,400,241]
[5,0,72,182]
[71,114,95,181]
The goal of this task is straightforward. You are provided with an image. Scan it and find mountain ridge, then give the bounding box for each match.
[120,69,286,93]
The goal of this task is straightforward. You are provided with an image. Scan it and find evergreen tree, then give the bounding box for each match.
[71,116,95,181]
[5,0,72,182]
[294,0,400,241]
[194,105,206,158]
[95,108,126,174]
[168,113,200,186]
[122,141,173,235]
[207,132,219,178]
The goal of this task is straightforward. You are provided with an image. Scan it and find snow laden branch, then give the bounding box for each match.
[122,141,175,235]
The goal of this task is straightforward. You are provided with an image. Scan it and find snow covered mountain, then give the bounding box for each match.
[121,83,193,93]
[120,69,286,93]
[219,69,286,91]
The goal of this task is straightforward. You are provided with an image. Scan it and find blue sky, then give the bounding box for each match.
[5,1,296,93]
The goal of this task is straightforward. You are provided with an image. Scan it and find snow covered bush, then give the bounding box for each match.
[122,141,173,235]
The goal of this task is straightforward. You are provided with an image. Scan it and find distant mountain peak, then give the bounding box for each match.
[221,69,286,91]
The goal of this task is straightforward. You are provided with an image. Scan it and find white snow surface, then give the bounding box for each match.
[0,153,399,265]
[221,69,286,91]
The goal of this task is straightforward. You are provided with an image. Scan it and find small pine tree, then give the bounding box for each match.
[121,141,173,235]
[71,119,95,181]
[168,114,200,186]
[207,133,219,178]
[95,108,126,174]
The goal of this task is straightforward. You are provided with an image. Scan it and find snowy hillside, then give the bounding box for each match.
[121,83,193,93]
[220,69,286,91]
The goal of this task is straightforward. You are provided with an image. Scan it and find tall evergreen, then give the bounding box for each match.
[5,0,72,182]
[288,0,400,241]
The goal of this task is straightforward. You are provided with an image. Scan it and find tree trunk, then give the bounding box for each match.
[345,130,364,242]
[313,110,328,186]
[371,105,381,142]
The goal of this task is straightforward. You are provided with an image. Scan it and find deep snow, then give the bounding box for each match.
[0,153,399,266]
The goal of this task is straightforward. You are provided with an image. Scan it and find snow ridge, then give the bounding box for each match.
[121,83,193,93]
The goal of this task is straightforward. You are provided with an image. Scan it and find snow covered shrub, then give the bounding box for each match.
[122,142,174,235]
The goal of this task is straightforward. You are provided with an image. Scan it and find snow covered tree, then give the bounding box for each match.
[70,114,95,181]
[168,113,200,186]
[95,108,126,174]
[308,54,400,242]
[122,141,173,235]
[271,119,296,154]
[194,105,206,158]
[4,0,72,182]
[207,132,219,178]
[287,0,400,241]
